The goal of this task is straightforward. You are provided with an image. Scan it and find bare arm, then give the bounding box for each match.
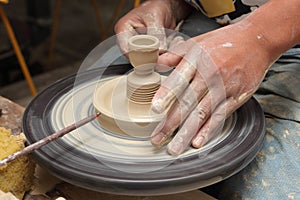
[240,0,300,63]
[151,0,300,155]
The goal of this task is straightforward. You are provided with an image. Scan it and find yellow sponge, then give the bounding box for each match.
[0,127,35,199]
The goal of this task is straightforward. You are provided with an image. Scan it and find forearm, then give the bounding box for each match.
[238,0,300,62]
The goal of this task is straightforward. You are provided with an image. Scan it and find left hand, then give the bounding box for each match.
[114,0,180,55]
[150,22,276,155]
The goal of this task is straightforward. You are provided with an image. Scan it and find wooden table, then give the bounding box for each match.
[0,95,216,200]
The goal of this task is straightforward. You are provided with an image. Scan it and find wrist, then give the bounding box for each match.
[239,0,300,63]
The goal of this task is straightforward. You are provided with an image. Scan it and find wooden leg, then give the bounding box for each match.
[91,0,106,40]
[48,0,62,66]
[104,0,125,37]
[0,6,37,96]
[134,0,140,8]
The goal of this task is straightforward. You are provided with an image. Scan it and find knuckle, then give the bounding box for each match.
[193,107,207,121]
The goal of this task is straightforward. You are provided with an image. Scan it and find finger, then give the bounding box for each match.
[157,52,182,68]
[155,35,186,72]
[164,34,185,55]
[157,35,189,67]
[152,40,207,114]
[150,102,178,148]
[116,28,138,56]
[192,97,237,148]
[167,35,185,51]
[166,94,212,155]
[167,89,225,155]
[151,73,208,147]
[155,63,175,73]
[144,18,167,52]
[141,9,176,52]
[191,118,221,150]
[151,58,197,114]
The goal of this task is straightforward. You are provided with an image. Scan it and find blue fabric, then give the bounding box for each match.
[216,62,300,199]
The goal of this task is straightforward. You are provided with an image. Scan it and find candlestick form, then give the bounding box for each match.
[127,35,161,104]
[93,35,166,138]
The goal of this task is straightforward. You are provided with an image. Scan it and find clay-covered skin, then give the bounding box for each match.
[151,0,300,155]
[114,0,192,54]
[115,0,300,155]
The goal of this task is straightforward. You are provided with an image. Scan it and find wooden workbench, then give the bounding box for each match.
[0,95,216,200]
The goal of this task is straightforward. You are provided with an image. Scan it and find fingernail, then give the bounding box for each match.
[151,132,168,147]
[167,141,184,156]
[192,135,205,148]
[151,99,164,113]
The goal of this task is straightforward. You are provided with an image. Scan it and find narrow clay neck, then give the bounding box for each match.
[127,35,161,104]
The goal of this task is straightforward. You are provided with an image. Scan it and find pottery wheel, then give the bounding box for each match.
[22,64,265,196]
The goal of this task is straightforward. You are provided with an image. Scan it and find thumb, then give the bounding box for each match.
[157,52,182,68]
[157,35,192,68]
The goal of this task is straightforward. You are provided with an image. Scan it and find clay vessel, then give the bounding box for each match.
[93,35,165,138]
[127,35,161,104]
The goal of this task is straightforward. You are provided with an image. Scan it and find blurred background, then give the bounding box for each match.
[0,0,135,106]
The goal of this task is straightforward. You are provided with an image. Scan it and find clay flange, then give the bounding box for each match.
[93,35,165,137]
[93,76,166,137]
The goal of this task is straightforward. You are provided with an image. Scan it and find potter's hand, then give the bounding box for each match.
[151,23,277,155]
[114,0,191,54]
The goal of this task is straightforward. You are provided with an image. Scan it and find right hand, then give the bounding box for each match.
[150,21,278,155]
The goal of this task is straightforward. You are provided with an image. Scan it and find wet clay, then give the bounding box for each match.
[127,35,161,103]
[93,35,166,137]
